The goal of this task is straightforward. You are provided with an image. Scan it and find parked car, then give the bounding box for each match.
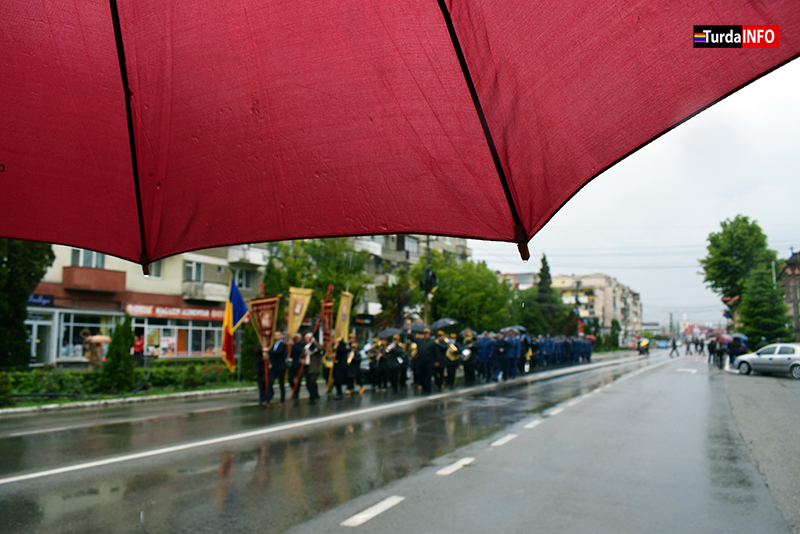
[733,343,800,379]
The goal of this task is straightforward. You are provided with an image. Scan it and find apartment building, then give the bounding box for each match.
[552,273,643,337]
[28,244,267,366]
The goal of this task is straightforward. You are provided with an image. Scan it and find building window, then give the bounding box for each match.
[233,268,254,290]
[405,237,419,255]
[444,236,451,245]
[147,260,162,278]
[71,248,105,269]
[184,261,203,282]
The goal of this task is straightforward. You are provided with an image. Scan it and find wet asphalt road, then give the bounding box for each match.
[0,351,794,533]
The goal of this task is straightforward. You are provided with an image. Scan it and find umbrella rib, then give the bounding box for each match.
[434,0,529,261]
[109,0,150,275]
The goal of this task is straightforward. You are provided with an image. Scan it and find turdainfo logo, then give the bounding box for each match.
[694,25,779,48]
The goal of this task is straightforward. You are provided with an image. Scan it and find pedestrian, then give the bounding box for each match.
[434,330,448,391]
[728,338,741,367]
[669,338,679,357]
[507,330,519,379]
[254,341,269,408]
[346,338,364,396]
[707,337,717,364]
[303,332,323,405]
[415,328,437,394]
[685,338,693,356]
[288,333,304,402]
[331,333,353,400]
[385,334,406,393]
[493,332,509,381]
[267,332,288,406]
[444,332,461,389]
[478,331,494,382]
[461,331,479,386]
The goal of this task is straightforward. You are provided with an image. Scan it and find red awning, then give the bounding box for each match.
[1,1,798,268]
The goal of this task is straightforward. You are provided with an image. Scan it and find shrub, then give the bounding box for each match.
[182,365,202,389]
[101,314,135,393]
[0,372,15,407]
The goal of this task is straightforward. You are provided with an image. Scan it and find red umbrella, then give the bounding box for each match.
[2,2,798,271]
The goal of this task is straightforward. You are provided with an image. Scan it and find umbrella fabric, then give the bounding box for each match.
[2,2,798,266]
[408,323,430,333]
[378,327,402,339]
[431,318,459,330]
[731,333,749,340]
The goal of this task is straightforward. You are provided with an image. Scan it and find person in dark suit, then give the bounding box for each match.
[267,332,288,406]
[254,341,270,408]
[415,328,437,394]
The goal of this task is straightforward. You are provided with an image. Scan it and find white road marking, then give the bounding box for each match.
[523,419,543,430]
[9,426,71,437]
[567,398,582,407]
[490,434,518,447]
[547,408,565,417]
[340,496,405,527]
[436,457,475,476]
[677,368,698,374]
[0,394,450,486]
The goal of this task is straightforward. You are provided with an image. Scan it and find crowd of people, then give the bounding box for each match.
[253,328,593,407]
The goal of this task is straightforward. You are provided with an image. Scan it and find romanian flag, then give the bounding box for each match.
[222,276,250,372]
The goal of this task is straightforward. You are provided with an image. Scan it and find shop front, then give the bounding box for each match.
[125,303,224,358]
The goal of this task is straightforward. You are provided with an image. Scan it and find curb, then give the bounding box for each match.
[0,386,257,416]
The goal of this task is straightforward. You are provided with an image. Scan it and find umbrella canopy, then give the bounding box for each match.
[408,323,430,334]
[2,3,798,269]
[431,318,459,330]
[731,333,749,340]
[84,334,112,344]
[378,327,402,339]
[502,325,528,334]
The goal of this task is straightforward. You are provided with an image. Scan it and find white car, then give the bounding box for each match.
[734,343,800,379]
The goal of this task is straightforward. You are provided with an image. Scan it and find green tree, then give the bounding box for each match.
[700,215,777,309]
[376,265,419,329]
[0,239,55,368]
[738,265,791,342]
[0,372,15,407]
[535,254,569,334]
[100,314,136,393]
[411,250,514,331]
[604,318,622,350]
[262,239,371,329]
[513,287,545,335]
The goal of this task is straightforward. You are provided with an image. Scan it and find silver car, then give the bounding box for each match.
[734,343,800,379]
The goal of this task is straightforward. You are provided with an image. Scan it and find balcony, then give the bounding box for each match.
[228,245,270,266]
[182,281,229,302]
[352,239,383,256]
[62,266,125,293]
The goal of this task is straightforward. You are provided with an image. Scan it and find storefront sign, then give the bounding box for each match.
[28,294,54,307]
[352,314,374,326]
[126,303,225,321]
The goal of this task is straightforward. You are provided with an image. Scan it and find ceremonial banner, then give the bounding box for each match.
[333,291,353,343]
[321,300,334,357]
[287,287,313,338]
[248,296,280,347]
[221,277,250,373]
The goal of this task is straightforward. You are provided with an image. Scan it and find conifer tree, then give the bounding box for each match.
[738,265,791,342]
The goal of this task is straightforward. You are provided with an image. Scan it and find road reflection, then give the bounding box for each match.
[0,358,652,533]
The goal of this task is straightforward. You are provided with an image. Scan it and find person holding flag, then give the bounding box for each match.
[222,275,250,373]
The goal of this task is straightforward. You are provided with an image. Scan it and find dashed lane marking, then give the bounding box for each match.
[524,419,543,430]
[490,434,518,447]
[436,457,475,476]
[340,496,405,527]
[547,408,565,417]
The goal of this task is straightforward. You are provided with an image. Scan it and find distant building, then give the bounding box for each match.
[551,273,642,339]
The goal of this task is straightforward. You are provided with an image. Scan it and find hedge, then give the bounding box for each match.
[6,364,241,395]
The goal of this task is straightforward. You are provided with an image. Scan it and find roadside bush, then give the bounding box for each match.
[0,372,15,407]
[101,314,135,393]
[182,365,202,389]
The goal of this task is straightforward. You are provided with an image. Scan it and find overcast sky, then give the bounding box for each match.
[469,58,800,330]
